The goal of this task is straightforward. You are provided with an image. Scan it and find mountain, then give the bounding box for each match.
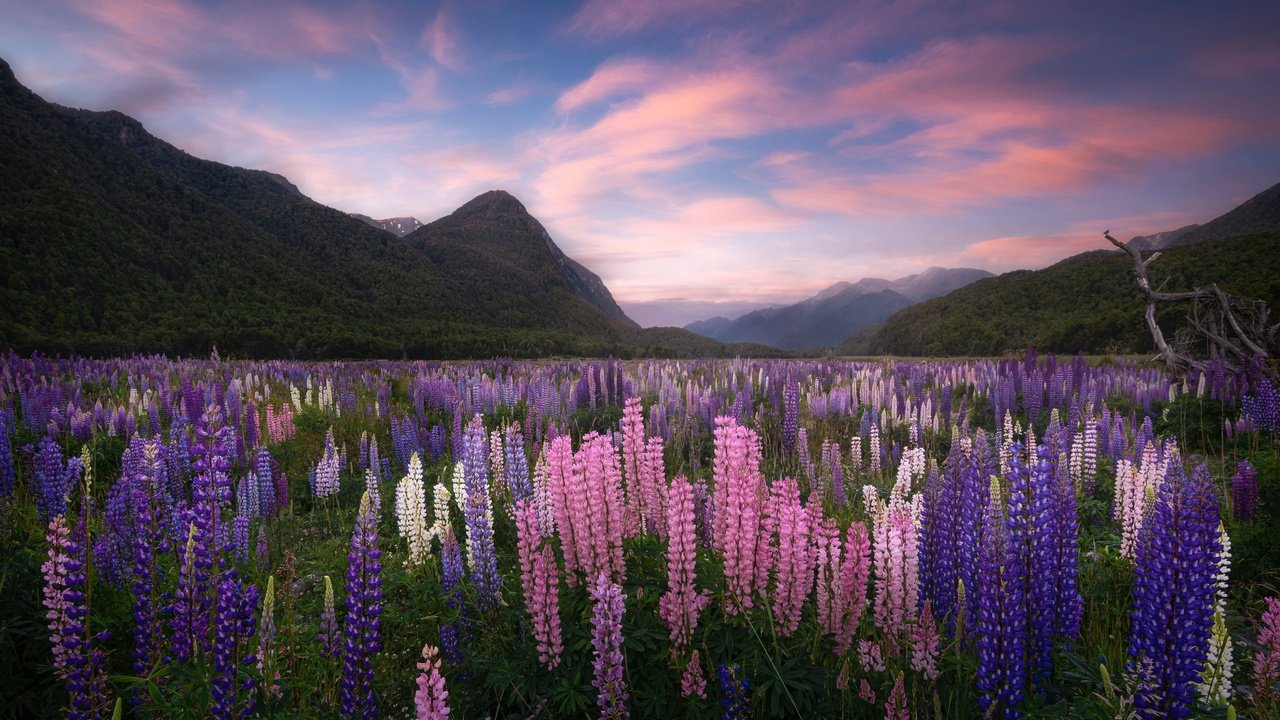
[350,214,423,237]
[684,267,991,350]
[405,190,638,329]
[685,316,734,338]
[891,267,996,301]
[1127,224,1199,250]
[1175,181,1280,245]
[867,179,1280,356]
[1125,182,1280,252]
[0,57,659,358]
[864,232,1280,357]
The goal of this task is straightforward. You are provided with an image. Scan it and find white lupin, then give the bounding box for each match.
[395,453,430,568]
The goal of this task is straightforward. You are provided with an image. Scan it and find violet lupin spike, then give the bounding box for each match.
[340,492,382,720]
[1129,462,1220,720]
[590,572,629,719]
[210,571,259,720]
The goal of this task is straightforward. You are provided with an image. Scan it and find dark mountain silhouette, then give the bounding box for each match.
[0,57,666,358]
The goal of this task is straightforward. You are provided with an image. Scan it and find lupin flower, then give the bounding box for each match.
[211,572,259,720]
[1129,462,1220,720]
[547,432,627,586]
[859,679,877,706]
[718,663,751,720]
[413,644,450,720]
[912,600,940,680]
[975,478,1026,720]
[365,468,381,516]
[254,448,277,517]
[259,576,281,700]
[590,572,629,719]
[190,405,235,655]
[885,671,910,720]
[341,493,383,720]
[432,483,452,541]
[35,435,75,520]
[503,425,532,505]
[660,476,710,652]
[815,519,871,655]
[168,524,201,663]
[1199,609,1233,704]
[232,513,250,563]
[516,500,562,669]
[319,575,340,659]
[681,650,707,698]
[461,416,500,609]
[0,411,14,499]
[712,416,771,614]
[835,659,850,691]
[1253,596,1280,706]
[869,423,883,477]
[858,640,885,672]
[1242,376,1280,434]
[314,428,341,499]
[255,526,269,575]
[768,477,814,637]
[395,453,431,569]
[781,378,799,456]
[131,450,168,675]
[42,515,77,678]
[1231,461,1259,521]
[872,498,919,646]
[439,528,465,665]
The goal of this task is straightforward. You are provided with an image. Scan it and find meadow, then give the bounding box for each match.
[1,352,1278,719]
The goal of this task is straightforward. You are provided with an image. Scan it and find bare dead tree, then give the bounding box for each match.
[1104,231,1278,374]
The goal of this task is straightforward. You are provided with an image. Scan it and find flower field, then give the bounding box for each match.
[2,353,1279,719]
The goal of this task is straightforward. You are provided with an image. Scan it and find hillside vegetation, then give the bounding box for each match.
[864,234,1280,356]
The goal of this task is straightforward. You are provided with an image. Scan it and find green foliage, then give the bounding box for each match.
[868,236,1280,357]
[1155,395,1230,453]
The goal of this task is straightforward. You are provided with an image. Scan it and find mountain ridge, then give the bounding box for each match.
[685,267,991,350]
[351,214,423,237]
[0,56,663,358]
[862,182,1280,356]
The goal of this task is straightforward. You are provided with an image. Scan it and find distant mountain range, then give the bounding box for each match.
[0,56,765,359]
[350,214,423,237]
[685,267,993,350]
[862,181,1280,356]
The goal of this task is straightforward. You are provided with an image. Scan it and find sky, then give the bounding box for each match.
[3,0,1279,327]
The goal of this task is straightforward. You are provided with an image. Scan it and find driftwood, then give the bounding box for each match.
[1103,231,1278,374]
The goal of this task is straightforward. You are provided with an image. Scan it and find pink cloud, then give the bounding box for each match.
[554,58,665,113]
[421,5,464,71]
[406,146,523,198]
[74,0,370,60]
[770,106,1240,216]
[371,34,449,112]
[534,66,809,222]
[951,234,1103,272]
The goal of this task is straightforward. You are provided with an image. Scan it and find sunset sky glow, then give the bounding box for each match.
[3,0,1279,326]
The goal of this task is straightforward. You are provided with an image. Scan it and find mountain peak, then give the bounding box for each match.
[453,189,528,219]
[350,213,423,237]
[0,58,15,87]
